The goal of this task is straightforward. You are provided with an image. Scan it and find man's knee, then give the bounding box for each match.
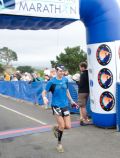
[65,124,71,129]
[59,125,65,131]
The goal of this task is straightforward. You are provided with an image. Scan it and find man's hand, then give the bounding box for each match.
[71,100,79,109]
[43,96,49,105]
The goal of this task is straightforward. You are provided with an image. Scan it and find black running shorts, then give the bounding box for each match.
[52,106,70,117]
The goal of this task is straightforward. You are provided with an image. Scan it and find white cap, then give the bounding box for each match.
[44,69,50,76]
[72,73,80,81]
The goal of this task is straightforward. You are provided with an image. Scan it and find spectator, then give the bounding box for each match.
[11,74,18,81]
[50,68,56,78]
[31,73,43,82]
[44,68,50,76]
[4,72,10,81]
[15,71,22,80]
[64,69,73,82]
[78,62,91,125]
[72,73,80,85]
[21,72,32,81]
[44,74,50,82]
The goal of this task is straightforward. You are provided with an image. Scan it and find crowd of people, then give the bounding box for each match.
[0,67,80,83]
[0,71,43,82]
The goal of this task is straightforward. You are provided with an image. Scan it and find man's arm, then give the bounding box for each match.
[66,89,74,104]
[66,89,79,109]
[42,90,48,105]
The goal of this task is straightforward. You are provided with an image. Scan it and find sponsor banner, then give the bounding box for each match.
[87,42,116,114]
[0,0,80,19]
[115,40,120,82]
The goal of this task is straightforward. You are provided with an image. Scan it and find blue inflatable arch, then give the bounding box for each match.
[0,0,120,128]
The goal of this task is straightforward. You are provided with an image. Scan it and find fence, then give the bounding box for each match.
[0,81,91,115]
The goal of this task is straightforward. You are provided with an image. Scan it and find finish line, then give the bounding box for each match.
[0,121,80,140]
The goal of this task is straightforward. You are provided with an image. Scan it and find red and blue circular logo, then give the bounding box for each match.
[100,91,115,111]
[98,68,113,89]
[96,44,112,66]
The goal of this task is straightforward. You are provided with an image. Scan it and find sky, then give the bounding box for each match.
[0,20,87,68]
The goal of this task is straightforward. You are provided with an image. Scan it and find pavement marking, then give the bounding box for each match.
[0,104,47,125]
[0,121,80,140]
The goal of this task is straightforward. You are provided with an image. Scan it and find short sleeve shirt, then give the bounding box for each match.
[45,77,69,108]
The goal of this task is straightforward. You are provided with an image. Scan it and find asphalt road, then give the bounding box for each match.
[0,95,120,158]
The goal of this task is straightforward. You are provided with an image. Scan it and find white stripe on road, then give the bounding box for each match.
[0,104,47,125]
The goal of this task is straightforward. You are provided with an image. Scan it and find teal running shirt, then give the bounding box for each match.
[45,77,69,108]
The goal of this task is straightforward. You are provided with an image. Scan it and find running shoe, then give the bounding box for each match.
[52,126,58,138]
[80,119,93,126]
[56,144,64,153]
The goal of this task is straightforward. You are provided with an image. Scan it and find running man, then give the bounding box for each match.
[42,64,75,153]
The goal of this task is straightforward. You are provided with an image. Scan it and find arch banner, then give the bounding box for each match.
[87,42,117,127]
[0,0,120,128]
[0,0,80,19]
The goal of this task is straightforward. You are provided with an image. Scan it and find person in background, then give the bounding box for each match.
[21,72,32,81]
[64,69,73,82]
[42,64,76,153]
[72,73,80,85]
[44,74,50,82]
[4,72,10,81]
[44,68,50,76]
[50,68,56,78]
[31,73,43,82]
[11,73,18,81]
[0,75,4,81]
[44,68,50,81]
[15,71,22,80]
[36,73,44,81]
[78,62,91,125]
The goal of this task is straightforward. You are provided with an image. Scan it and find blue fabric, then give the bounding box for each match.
[80,0,120,44]
[3,0,15,9]
[0,0,78,29]
[0,81,43,104]
[0,14,77,30]
[45,77,69,108]
[0,81,91,116]
[92,112,116,128]
[116,83,120,131]
[68,82,79,113]
[0,0,119,43]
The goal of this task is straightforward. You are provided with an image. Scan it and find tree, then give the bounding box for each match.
[37,69,44,77]
[51,46,87,74]
[0,47,18,65]
[16,66,34,73]
[0,63,4,74]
